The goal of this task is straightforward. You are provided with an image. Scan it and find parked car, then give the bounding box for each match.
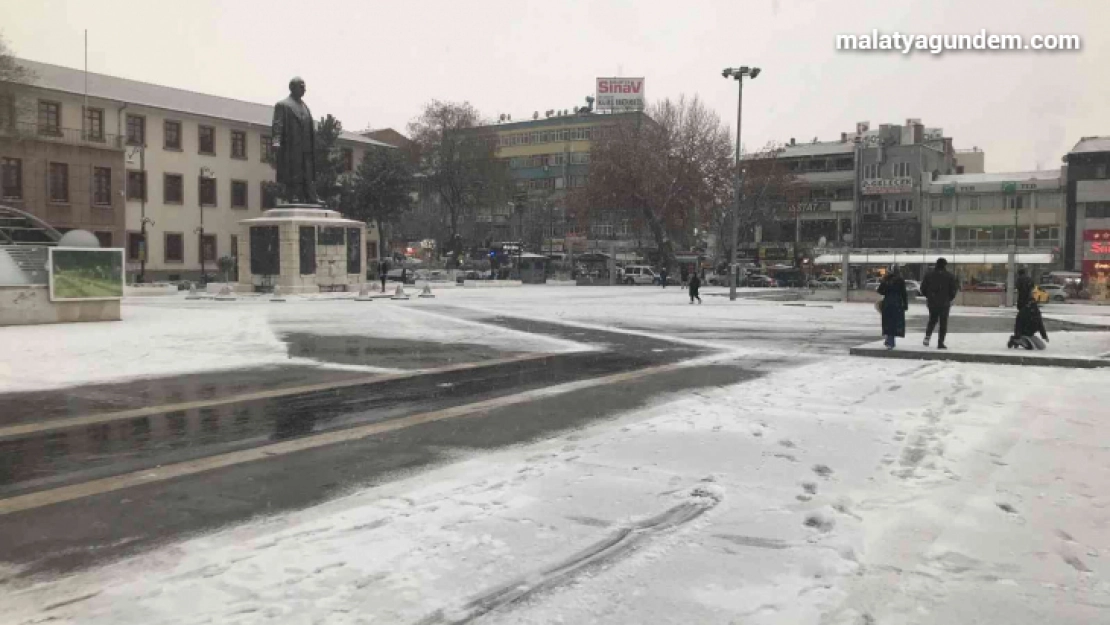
[971,281,1006,292]
[904,279,922,297]
[386,268,416,284]
[809,275,843,289]
[743,274,777,288]
[621,265,658,286]
[705,271,732,287]
[1038,283,1068,302]
[864,279,882,290]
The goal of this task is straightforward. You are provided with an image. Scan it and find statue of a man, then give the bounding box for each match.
[271,76,318,204]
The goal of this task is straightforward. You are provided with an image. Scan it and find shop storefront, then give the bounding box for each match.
[1082,229,1110,300]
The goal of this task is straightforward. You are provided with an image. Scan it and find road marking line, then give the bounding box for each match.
[0,353,556,440]
[0,361,692,516]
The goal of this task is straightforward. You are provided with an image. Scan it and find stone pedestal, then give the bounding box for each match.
[237,204,367,294]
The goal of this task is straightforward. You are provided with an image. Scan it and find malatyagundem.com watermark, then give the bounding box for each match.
[837,29,1081,54]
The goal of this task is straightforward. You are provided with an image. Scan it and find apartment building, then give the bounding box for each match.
[0,74,126,247]
[746,119,957,260]
[1064,136,1110,299]
[479,110,650,258]
[4,59,391,282]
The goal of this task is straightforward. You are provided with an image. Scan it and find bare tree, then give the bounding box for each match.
[0,35,36,128]
[569,95,733,270]
[706,142,800,261]
[408,101,507,265]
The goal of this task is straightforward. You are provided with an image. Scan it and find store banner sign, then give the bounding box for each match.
[596,77,645,112]
[862,177,913,194]
[1083,229,1110,242]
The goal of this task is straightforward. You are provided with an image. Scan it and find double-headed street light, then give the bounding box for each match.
[722,66,760,301]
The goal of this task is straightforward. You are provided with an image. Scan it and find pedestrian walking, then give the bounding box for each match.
[660,268,668,288]
[688,273,702,304]
[920,257,960,349]
[877,265,908,349]
[379,260,388,292]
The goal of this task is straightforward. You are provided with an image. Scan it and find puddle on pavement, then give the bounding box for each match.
[281,333,522,370]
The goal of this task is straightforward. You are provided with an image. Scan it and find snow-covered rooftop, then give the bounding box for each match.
[1069,136,1110,154]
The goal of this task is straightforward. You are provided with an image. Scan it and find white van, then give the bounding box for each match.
[621,265,658,285]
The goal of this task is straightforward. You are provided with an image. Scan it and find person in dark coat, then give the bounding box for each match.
[660,268,668,288]
[1011,268,1049,348]
[688,273,702,304]
[920,257,960,349]
[379,260,389,292]
[877,265,908,349]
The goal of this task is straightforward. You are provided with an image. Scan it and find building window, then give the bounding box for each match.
[200,234,217,262]
[231,180,248,209]
[341,148,354,172]
[1095,164,1108,179]
[930,228,951,244]
[260,135,273,163]
[199,177,217,206]
[1085,202,1110,219]
[1,157,21,199]
[84,107,104,141]
[198,125,215,155]
[93,167,112,205]
[126,114,145,146]
[888,199,913,213]
[862,164,880,179]
[127,170,147,201]
[48,162,69,203]
[163,173,184,204]
[127,232,143,261]
[94,231,113,248]
[164,120,182,150]
[231,130,247,159]
[230,234,239,259]
[38,101,61,135]
[893,162,910,177]
[261,182,276,208]
[165,233,184,263]
[1006,195,1025,210]
[863,200,881,215]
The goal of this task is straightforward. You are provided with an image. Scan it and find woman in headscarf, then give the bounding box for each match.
[877,264,909,349]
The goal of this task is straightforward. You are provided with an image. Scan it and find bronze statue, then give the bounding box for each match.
[271,77,318,204]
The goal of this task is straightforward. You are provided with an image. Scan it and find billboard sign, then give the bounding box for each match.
[862,177,914,195]
[596,77,645,112]
[48,247,125,302]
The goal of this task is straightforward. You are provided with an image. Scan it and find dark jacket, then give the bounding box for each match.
[688,275,701,294]
[920,268,959,308]
[1016,274,1034,308]
[877,276,908,338]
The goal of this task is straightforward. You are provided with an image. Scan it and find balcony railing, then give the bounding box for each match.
[0,121,124,150]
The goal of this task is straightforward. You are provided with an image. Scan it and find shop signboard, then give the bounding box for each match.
[861,177,913,195]
[860,222,920,248]
[1083,229,1110,242]
[596,77,645,112]
[787,201,831,214]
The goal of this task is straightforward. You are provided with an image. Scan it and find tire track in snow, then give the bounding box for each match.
[415,486,723,625]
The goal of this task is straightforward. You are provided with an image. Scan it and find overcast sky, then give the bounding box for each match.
[3,0,1106,172]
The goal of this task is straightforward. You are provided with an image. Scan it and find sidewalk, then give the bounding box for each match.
[852,331,1110,368]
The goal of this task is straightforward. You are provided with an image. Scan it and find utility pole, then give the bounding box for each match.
[722,66,760,301]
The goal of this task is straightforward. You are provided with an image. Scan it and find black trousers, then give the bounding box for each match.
[926,305,950,343]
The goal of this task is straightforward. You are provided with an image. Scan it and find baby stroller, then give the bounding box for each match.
[1007,301,1048,350]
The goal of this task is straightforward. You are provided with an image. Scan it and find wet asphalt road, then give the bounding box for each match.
[0,312,784,578]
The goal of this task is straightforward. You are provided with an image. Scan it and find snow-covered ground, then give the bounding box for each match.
[0,294,591,393]
[4,286,1110,623]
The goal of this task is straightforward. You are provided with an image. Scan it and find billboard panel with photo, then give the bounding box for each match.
[48,247,125,301]
[596,77,645,112]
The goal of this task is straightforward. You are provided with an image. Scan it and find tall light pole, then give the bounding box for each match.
[127,145,151,283]
[722,66,760,301]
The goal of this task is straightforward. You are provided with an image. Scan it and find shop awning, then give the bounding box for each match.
[813,251,1055,265]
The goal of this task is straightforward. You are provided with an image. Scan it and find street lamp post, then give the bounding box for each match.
[722,66,761,301]
[127,145,150,283]
[198,167,214,285]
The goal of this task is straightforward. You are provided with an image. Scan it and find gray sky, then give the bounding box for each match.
[3,0,1106,172]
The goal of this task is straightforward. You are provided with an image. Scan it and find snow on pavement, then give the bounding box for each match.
[5,352,1109,624]
[0,295,590,393]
